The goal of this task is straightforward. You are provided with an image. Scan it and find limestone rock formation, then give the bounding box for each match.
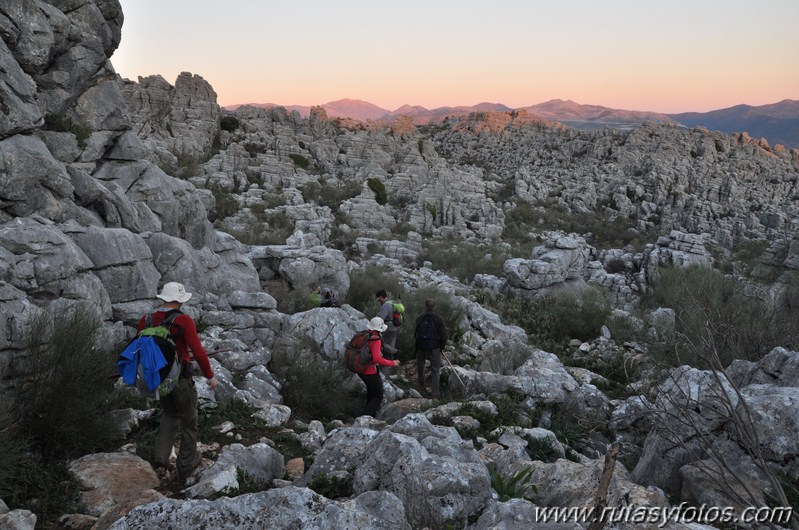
[123,72,220,170]
[3,2,799,528]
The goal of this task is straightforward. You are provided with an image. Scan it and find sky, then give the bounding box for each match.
[112,0,799,114]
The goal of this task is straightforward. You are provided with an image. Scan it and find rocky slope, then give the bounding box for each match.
[1,2,799,530]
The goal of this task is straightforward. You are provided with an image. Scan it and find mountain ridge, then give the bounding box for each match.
[223,98,799,148]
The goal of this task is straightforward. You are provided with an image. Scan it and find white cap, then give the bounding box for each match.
[157,282,192,303]
[367,316,387,332]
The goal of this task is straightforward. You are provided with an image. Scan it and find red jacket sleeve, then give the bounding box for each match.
[370,334,395,367]
[175,314,214,379]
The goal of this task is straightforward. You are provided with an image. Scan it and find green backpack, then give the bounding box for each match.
[389,300,405,327]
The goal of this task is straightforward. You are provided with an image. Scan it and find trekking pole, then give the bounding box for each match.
[440,350,467,394]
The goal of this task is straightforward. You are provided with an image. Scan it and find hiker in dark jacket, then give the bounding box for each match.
[311,286,341,308]
[138,282,217,483]
[320,287,340,307]
[358,317,400,417]
[414,299,448,399]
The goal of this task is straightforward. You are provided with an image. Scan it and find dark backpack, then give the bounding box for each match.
[343,330,375,374]
[415,314,439,350]
[117,310,183,400]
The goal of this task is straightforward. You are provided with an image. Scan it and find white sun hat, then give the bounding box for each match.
[367,316,387,332]
[157,282,192,303]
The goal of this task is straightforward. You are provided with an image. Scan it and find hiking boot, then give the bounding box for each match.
[179,456,212,484]
[177,454,201,482]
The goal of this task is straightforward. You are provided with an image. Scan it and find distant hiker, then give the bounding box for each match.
[139,282,217,483]
[310,286,341,308]
[320,287,340,308]
[375,290,400,369]
[414,299,448,399]
[358,317,400,417]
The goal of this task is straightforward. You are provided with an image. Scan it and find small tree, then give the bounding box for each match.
[347,266,405,314]
[646,331,798,529]
[649,265,788,368]
[16,304,118,460]
[269,339,362,422]
[367,177,388,205]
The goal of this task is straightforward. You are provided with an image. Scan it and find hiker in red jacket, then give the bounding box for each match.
[138,282,217,483]
[358,317,400,417]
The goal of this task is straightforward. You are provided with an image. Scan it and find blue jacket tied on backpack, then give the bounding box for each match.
[118,336,168,391]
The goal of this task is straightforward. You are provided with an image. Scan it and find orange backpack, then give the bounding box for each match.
[343,330,375,373]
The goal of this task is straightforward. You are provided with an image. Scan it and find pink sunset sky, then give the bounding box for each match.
[112,0,799,114]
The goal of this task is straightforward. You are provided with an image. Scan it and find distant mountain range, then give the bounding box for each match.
[224,98,799,148]
[670,100,799,150]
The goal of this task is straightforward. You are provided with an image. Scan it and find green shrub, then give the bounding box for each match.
[224,217,268,246]
[329,213,357,257]
[174,148,200,179]
[268,281,318,315]
[250,202,266,219]
[16,305,118,461]
[647,265,791,368]
[0,399,34,503]
[503,199,652,251]
[264,211,295,244]
[289,153,310,169]
[0,454,82,525]
[494,392,535,429]
[244,142,267,156]
[43,114,92,147]
[459,392,532,436]
[526,437,560,463]
[416,241,514,283]
[269,340,362,422]
[549,414,587,449]
[367,177,388,205]
[562,350,638,400]
[477,287,611,354]
[197,399,269,446]
[307,471,354,499]
[479,342,534,375]
[220,468,270,497]
[346,266,405,315]
[502,202,542,245]
[262,193,286,209]
[426,203,437,221]
[210,185,239,220]
[488,465,536,501]
[300,181,361,212]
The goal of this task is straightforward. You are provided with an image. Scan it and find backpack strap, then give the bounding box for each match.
[143,309,183,335]
[161,309,183,339]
